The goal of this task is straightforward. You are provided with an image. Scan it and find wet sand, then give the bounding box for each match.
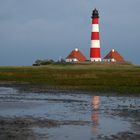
[0,87,139,140]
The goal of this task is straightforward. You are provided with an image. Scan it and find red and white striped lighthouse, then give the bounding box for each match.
[90,9,101,62]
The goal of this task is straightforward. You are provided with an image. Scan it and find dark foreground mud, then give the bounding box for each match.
[0,117,90,140]
[96,132,140,140]
[0,87,139,140]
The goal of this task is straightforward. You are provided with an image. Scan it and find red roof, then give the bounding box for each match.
[104,49,125,62]
[66,48,87,62]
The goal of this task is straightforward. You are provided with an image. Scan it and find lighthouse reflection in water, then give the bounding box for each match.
[91,96,100,134]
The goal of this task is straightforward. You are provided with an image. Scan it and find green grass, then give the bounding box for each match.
[0,63,140,94]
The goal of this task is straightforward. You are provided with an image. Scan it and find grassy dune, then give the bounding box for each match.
[0,63,140,94]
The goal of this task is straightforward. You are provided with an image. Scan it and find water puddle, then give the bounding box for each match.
[0,87,139,139]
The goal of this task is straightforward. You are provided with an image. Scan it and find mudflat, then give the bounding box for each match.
[0,87,139,140]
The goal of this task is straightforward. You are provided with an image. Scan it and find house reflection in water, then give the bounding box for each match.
[91,96,100,134]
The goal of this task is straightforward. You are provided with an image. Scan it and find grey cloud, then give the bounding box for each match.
[0,0,140,65]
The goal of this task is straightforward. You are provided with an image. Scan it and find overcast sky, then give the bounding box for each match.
[0,0,140,65]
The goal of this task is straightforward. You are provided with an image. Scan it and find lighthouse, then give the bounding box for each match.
[90,9,101,62]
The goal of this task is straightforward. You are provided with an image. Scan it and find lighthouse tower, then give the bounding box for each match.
[90,9,101,62]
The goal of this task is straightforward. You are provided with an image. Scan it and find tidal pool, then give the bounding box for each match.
[0,87,139,140]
